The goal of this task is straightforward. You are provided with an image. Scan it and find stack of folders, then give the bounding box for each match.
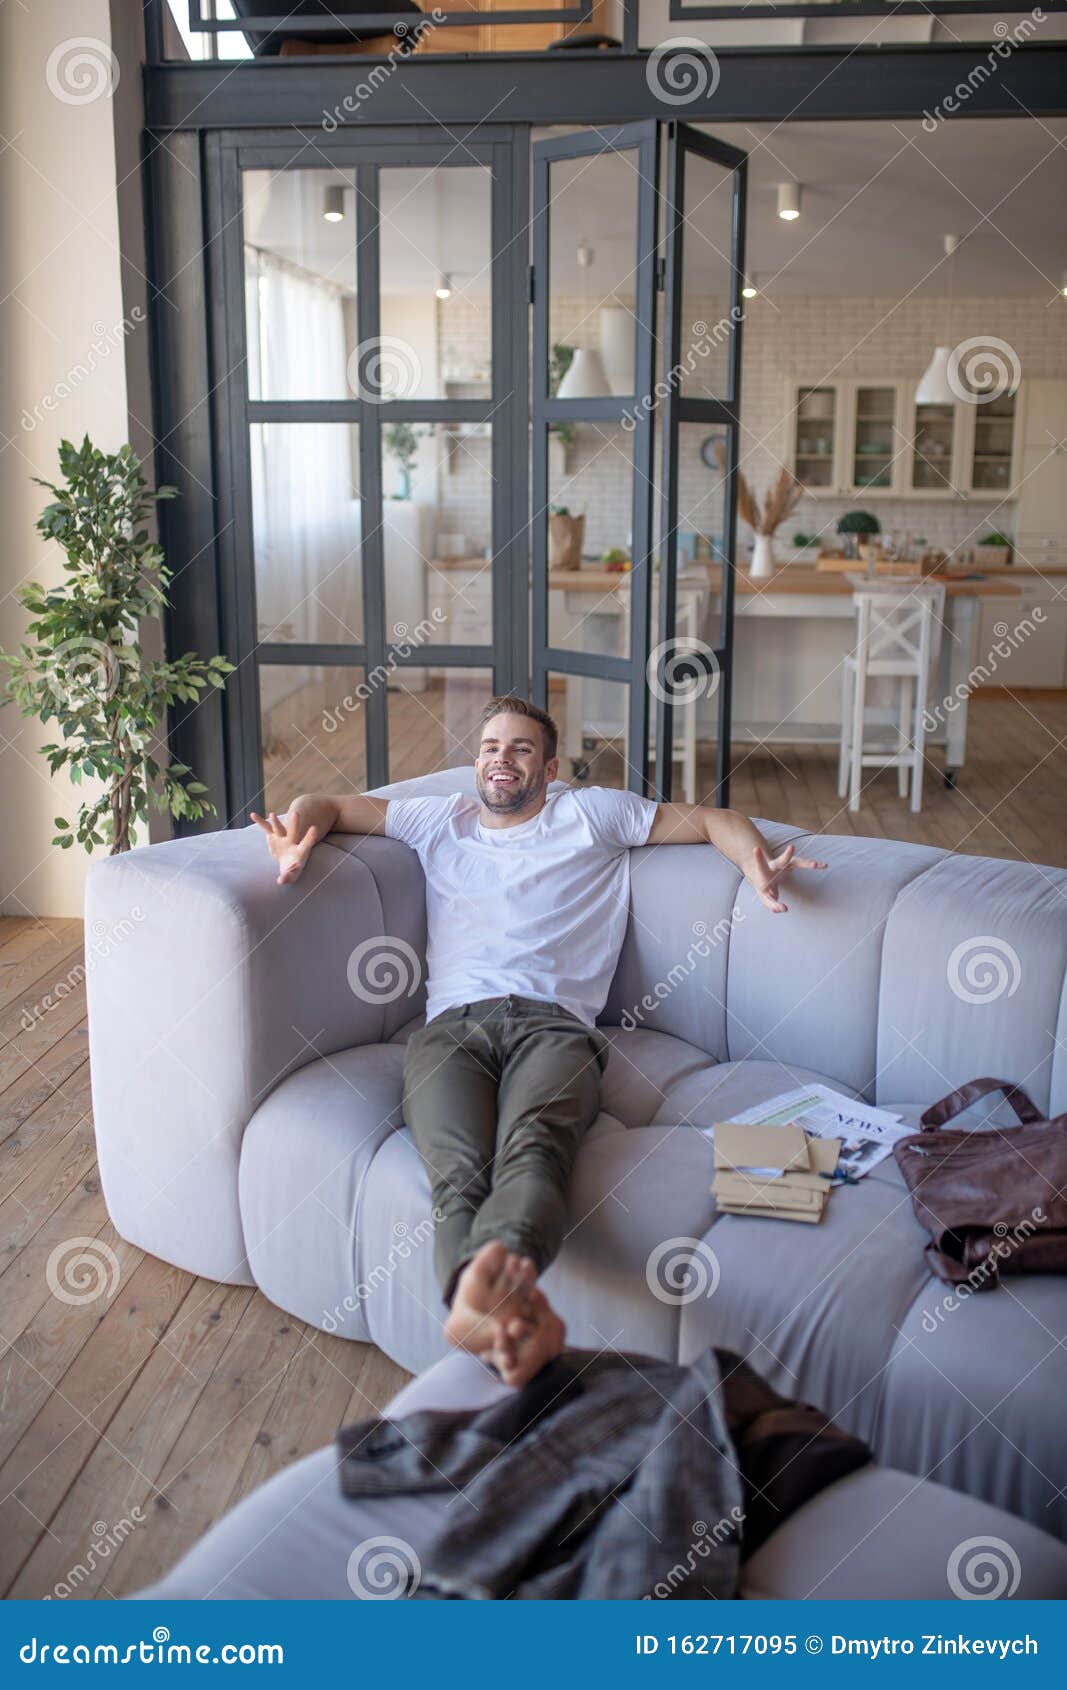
[713,1121,841,1224]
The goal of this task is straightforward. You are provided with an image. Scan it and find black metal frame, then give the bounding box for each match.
[654,122,745,810]
[197,125,529,818]
[530,123,661,795]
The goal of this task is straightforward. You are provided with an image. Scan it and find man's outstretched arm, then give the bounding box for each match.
[250,793,389,886]
[645,802,827,913]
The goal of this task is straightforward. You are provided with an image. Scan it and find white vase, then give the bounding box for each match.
[750,533,776,578]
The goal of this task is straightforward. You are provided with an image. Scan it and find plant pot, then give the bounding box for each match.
[975,544,1011,568]
[750,533,776,579]
[549,512,585,570]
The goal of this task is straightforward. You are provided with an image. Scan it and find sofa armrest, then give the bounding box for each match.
[86,825,426,1284]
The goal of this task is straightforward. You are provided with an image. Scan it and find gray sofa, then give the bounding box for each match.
[131,1349,1067,1601]
[87,768,1067,1549]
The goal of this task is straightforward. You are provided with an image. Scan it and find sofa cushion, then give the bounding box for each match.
[130,1350,1067,1602]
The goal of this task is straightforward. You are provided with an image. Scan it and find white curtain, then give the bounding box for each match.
[245,247,362,660]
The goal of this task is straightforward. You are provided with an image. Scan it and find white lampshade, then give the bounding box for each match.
[915,345,956,405]
[777,181,801,221]
[598,306,634,396]
[556,346,611,400]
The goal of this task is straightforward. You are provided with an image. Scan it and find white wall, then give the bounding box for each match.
[0,1,136,918]
[440,288,1065,564]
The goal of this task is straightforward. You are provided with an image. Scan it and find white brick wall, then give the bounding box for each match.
[434,290,1063,562]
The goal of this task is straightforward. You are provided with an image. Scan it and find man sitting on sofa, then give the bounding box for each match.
[252,695,826,1386]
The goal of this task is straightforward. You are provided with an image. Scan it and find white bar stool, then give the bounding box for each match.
[837,579,946,814]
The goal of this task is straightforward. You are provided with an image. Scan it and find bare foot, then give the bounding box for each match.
[444,1242,537,1362]
[489,1285,566,1388]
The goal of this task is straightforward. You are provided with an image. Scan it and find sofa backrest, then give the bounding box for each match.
[370,775,1067,1116]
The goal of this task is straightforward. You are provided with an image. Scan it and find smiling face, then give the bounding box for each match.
[475,711,559,822]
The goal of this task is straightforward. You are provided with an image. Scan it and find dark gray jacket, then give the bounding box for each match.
[337,1346,743,1600]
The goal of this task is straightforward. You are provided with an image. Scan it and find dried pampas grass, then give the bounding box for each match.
[712,442,802,537]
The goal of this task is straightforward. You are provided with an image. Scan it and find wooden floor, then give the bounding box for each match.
[2,689,1065,1599]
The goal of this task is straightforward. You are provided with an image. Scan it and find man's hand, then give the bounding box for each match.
[744,841,827,913]
[251,808,321,886]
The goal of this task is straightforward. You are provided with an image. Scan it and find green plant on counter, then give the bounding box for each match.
[600,548,628,565]
[835,510,881,537]
[792,532,819,547]
[978,531,1012,549]
[0,436,233,855]
[384,422,430,499]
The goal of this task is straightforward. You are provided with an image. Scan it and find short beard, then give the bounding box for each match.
[476,767,544,815]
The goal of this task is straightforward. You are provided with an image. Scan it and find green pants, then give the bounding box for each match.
[401,994,609,1304]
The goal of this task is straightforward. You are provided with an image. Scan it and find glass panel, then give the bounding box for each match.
[387,667,495,781]
[250,424,362,645]
[674,423,725,648]
[259,665,367,814]
[794,386,835,489]
[548,672,630,791]
[852,385,896,491]
[548,153,638,399]
[384,423,493,646]
[378,167,492,401]
[912,402,955,492]
[547,423,632,656]
[679,152,735,401]
[243,170,356,401]
[971,393,1016,492]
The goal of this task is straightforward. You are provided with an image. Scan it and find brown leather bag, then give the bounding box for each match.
[894,1077,1067,1287]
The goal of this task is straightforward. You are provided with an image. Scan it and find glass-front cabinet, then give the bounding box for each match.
[788,376,1021,499]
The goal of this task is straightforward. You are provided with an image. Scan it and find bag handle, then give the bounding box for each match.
[920,1077,1042,1131]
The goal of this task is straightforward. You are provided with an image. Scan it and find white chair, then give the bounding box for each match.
[837,578,946,814]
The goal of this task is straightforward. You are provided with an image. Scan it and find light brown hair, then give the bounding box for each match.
[477,695,559,762]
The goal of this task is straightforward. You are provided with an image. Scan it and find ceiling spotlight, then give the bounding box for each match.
[435,274,453,301]
[741,275,758,299]
[323,184,345,223]
[777,182,801,222]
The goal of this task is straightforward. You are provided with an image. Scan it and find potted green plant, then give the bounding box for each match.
[0,437,232,855]
[384,422,429,500]
[974,531,1012,568]
[836,509,881,562]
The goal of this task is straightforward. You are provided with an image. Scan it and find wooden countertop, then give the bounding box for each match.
[547,565,1021,597]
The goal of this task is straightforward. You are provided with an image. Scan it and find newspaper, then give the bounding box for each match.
[716,1084,911,1179]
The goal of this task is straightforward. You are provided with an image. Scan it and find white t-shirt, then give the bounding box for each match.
[385,785,659,1026]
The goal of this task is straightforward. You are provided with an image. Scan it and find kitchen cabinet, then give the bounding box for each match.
[787,376,1025,501]
[1013,379,1067,569]
[974,581,1067,688]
